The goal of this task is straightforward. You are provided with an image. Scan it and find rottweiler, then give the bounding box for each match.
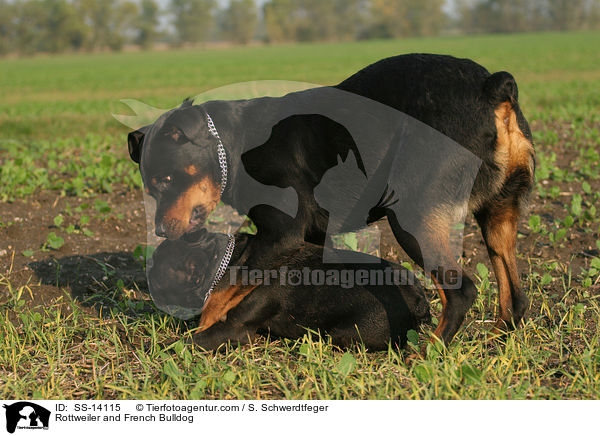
[128,53,535,344]
[148,231,430,351]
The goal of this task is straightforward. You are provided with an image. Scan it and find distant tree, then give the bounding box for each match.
[263,0,297,42]
[170,0,216,45]
[547,0,586,30]
[137,0,160,49]
[367,0,410,38]
[456,0,595,33]
[76,0,138,51]
[406,0,445,36]
[222,0,257,44]
[2,0,599,56]
[334,0,368,41]
[523,0,552,32]
[0,0,14,55]
[13,0,48,54]
[461,0,503,33]
[41,0,87,52]
[497,0,529,32]
[264,0,363,43]
[109,1,138,50]
[77,0,111,49]
[455,0,478,33]
[367,0,446,38]
[294,0,337,42]
[587,0,600,29]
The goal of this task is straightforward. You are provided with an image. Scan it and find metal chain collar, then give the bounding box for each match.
[203,113,234,305]
[203,233,236,305]
[206,113,228,196]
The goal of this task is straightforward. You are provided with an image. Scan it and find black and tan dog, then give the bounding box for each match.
[128,53,535,344]
[148,231,430,351]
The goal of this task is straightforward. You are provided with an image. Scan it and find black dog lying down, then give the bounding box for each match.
[148,232,430,351]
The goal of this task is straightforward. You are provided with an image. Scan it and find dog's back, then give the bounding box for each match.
[336,53,534,203]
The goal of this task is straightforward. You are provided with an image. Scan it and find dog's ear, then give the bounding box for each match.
[127,125,150,163]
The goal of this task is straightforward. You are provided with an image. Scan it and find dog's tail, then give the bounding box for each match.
[483,71,518,107]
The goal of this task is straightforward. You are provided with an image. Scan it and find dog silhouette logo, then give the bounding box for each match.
[3,402,50,433]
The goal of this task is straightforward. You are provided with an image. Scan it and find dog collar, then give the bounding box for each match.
[203,233,236,305]
[206,113,228,196]
[203,113,234,305]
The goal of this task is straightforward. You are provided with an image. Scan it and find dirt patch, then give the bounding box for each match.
[0,187,147,314]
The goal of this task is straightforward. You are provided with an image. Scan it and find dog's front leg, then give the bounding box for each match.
[192,322,256,351]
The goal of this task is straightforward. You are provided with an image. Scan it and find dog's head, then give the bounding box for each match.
[148,229,229,312]
[128,101,223,239]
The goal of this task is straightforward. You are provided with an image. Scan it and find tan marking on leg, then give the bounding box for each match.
[488,102,533,333]
[432,281,449,341]
[478,203,526,333]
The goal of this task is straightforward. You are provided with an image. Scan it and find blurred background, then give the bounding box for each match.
[0,0,599,55]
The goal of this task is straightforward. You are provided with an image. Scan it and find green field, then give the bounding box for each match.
[1,31,600,399]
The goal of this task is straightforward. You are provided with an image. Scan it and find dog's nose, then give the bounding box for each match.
[155,222,167,238]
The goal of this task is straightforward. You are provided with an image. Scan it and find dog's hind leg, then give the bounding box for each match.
[475,195,529,333]
[387,210,477,344]
[474,99,534,333]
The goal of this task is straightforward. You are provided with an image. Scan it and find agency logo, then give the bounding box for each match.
[2,402,50,434]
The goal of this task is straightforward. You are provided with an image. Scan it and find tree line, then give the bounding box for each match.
[0,0,599,55]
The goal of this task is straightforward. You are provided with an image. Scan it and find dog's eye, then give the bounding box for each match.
[152,175,172,191]
[165,126,185,143]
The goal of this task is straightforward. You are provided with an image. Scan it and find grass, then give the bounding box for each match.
[1,31,599,141]
[0,134,140,201]
[1,271,599,399]
[1,30,600,399]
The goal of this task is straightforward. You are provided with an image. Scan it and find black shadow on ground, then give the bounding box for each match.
[29,252,160,318]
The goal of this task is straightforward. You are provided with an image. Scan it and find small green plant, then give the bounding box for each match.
[336,352,357,376]
[53,215,64,228]
[44,232,65,250]
[94,200,112,217]
[133,244,155,268]
[549,228,567,245]
[570,194,583,217]
[529,215,543,233]
[580,258,600,288]
[535,151,557,180]
[582,181,592,194]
